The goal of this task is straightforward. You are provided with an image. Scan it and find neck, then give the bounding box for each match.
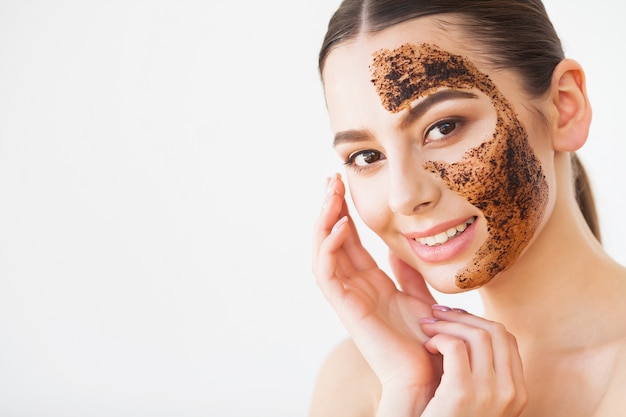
[477,192,622,351]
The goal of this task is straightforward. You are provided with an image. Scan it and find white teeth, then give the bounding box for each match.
[434,232,448,244]
[416,217,475,247]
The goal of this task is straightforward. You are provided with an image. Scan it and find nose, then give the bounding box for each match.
[388,158,441,216]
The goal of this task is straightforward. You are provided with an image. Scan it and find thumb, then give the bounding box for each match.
[388,252,437,305]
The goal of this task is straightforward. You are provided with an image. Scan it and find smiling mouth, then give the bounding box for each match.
[415,217,476,247]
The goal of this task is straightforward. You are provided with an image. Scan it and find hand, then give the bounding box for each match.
[419,306,528,416]
[391,242,528,415]
[313,174,442,411]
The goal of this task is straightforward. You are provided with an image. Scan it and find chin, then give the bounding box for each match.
[419,264,477,294]
[424,260,508,293]
[426,278,474,294]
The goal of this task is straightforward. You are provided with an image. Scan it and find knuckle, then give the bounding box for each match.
[448,337,467,354]
[431,333,467,354]
[498,378,527,413]
[469,327,491,345]
[485,320,508,336]
[517,388,529,411]
[446,383,473,405]
[500,384,516,405]
[508,331,520,346]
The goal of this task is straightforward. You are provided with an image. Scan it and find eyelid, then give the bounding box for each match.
[423,117,465,145]
[343,149,385,173]
[345,149,379,164]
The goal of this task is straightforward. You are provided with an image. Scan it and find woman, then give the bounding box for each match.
[310,0,626,416]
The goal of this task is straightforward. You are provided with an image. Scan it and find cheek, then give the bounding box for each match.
[425,114,550,289]
[348,179,390,235]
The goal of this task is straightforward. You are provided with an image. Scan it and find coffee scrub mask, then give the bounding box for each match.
[370,43,549,289]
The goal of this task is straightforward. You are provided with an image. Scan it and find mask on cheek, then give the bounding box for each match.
[370,43,549,289]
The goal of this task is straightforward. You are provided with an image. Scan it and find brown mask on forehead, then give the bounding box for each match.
[370,43,548,289]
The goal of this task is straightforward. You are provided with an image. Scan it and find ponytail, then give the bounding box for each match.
[572,153,601,242]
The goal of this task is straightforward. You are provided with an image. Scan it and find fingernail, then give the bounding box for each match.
[452,308,468,314]
[419,317,438,324]
[331,216,348,233]
[326,174,337,195]
[432,304,451,312]
[321,177,335,210]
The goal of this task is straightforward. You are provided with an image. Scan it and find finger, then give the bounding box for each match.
[314,174,377,273]
[423,332,472,381]
[314,217,384,327]
[312,174,346,272]
[315,215,352,305]
[314,174,344,237]
[424,330,526,416]
[430,308,516,375]
[316,215,372,295]
[333,177,377,271]
[425,307,525,391]
[506,332,526,398]
[423,309,527,413]
[420,318,495,380]
[388,252,436,305]
[341,213,377,272]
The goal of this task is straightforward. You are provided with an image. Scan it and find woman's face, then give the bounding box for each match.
[322,18,556,292]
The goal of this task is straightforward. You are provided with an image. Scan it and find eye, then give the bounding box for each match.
[425,119,458,143]
[345,149,385,168]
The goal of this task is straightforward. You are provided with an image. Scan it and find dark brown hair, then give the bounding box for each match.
[318,0,601,242]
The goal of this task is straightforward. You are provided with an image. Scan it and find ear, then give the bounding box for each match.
[550,59,592,152]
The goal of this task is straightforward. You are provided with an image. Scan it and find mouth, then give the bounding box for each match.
[415,217,476,247]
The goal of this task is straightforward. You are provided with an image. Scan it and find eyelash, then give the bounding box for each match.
[342,117,464,173]
[424,118,461,144]
[344,149,384,173]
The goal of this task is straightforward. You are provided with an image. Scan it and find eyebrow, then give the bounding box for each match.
[400,89,478,129]
[332,89,478,147]
[333,129,373,147]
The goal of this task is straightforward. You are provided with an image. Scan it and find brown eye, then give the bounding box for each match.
[425,120,457,142]
[347,150,384,167]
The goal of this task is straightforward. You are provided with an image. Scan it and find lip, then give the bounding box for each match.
[406,216,478,263]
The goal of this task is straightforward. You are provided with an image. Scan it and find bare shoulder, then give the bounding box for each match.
[592,264,626,416]
[589,335,626,416]
[308,338,381,417]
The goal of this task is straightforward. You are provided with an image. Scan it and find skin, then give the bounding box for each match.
[311,15,626,417]
[369,42,549,289]
[320,16,561,295]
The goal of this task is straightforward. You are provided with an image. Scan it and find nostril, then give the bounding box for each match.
[388,163,442,215]
[390,198,433,216]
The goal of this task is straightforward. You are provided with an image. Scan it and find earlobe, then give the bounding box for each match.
[550,59,592,152]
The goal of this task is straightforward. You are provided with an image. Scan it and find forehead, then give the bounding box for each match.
[321,18,500,128]
[369,43,495,113]
[322,17,473,89]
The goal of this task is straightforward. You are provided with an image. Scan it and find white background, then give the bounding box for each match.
[0,1,624,416]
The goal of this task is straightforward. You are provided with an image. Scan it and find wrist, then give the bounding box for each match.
[376,384,435,417]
